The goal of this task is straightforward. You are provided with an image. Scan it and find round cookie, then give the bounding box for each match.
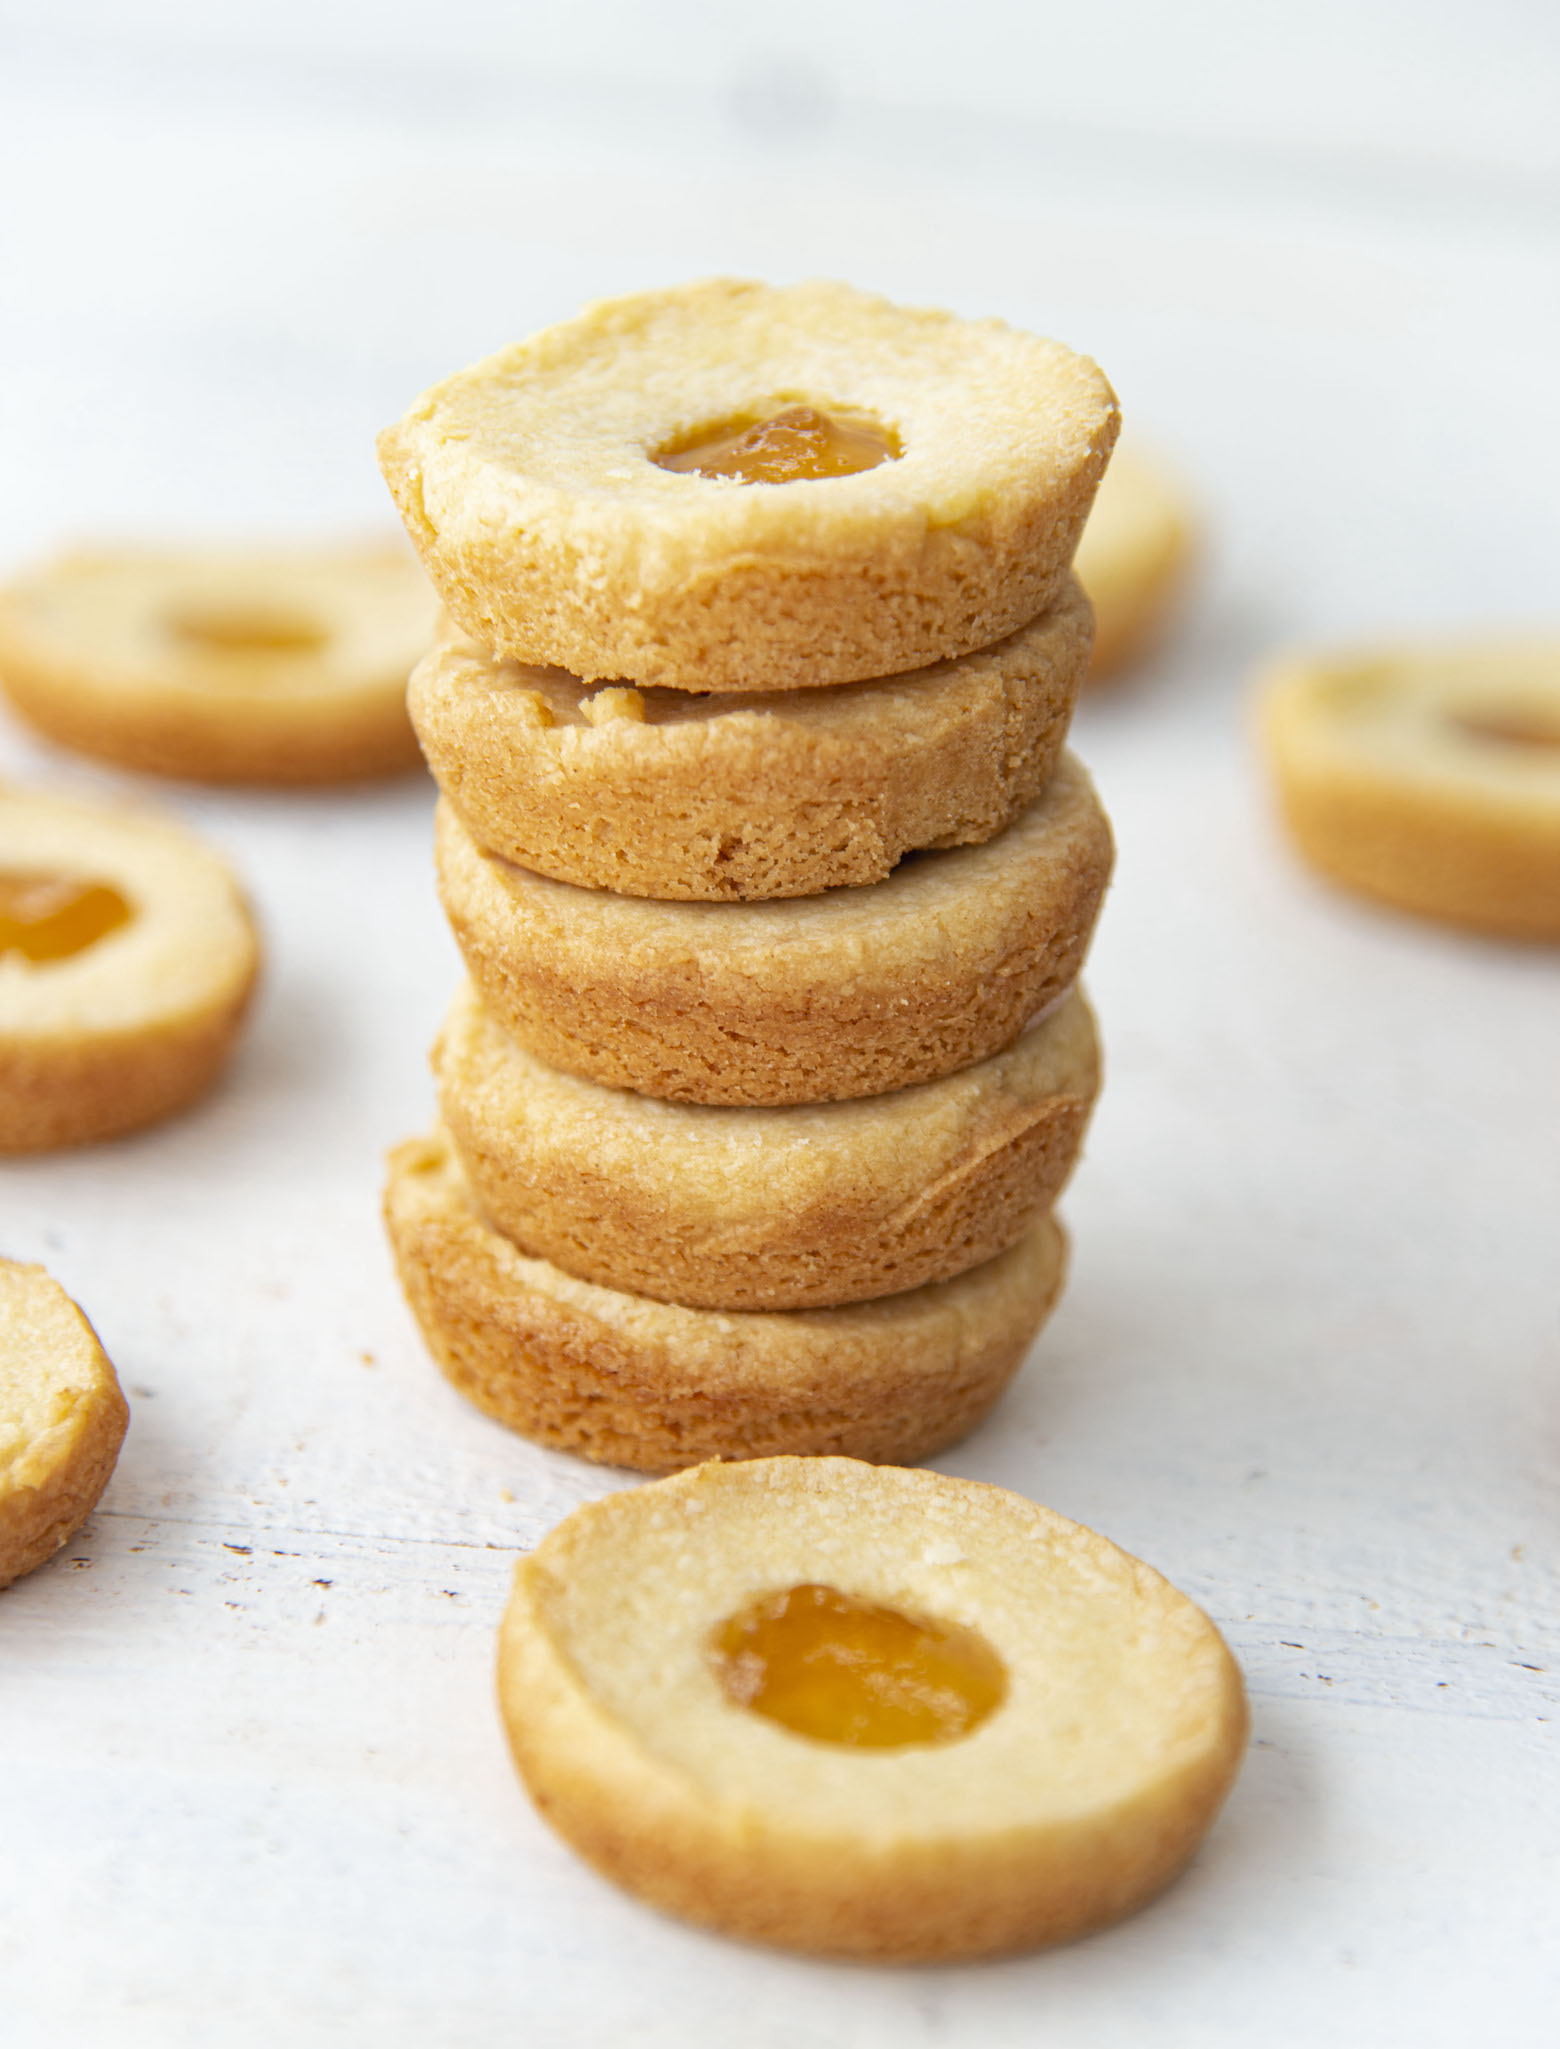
[1261,640,1560,940]
[497,1457,1248,1959]
[0,545,440,783]
[1074,443,1197,681]
[0,788,259,1151]
[435,754,1113,1106]
[384,1128,1067,1472]
[1,1260,129,1590]
[410,578,1093,901]
[378,278,1119,693]
[435,980,1099,1311]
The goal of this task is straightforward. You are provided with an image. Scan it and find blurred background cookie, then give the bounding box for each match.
[0,787,259,1150]
[1073,442,1197,681]
[0,1260,128,1590]
[0,545,440,783]
[1261,640,1560,940]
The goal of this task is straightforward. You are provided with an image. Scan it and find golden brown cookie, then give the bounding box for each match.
[0,545,440,783]
[1261,640,1560,940]
[435,755,1112,1106]
[410,578,1092,901]
[435,979,1099,1310]
[1073,443,1197,681]
[498,1456,1247,1959]
[0,788,259,1151]
[378,278,1118,693]
[384,1128,1067,1472]
[1,1260,129,1590]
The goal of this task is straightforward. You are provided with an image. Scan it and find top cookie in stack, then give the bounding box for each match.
[380,278,1119,1472]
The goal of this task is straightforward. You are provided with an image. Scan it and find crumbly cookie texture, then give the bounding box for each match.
[378,278,1119,692]
[0,546,439,784]
[1074,443,1197,681]
[435,980,1099,1311]
[0,1260,128,1590]
[1261,641,1560,940]
[411,579,1092,901]
[435,754,1112,1106]
[0,788,260,1151]
[498,1457,1248,1959]
[384,1129,1066,1472]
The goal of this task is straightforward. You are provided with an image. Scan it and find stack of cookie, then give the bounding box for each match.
[379,280,1119,1473]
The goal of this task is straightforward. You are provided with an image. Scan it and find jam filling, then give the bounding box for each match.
[0,872,133,963]
[712,1581,1006,1749]
[1449,706,1560,750]
[656,405,897,485]
[166,603,329,654]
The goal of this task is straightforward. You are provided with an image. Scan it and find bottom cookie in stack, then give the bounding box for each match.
[384,1128,1068,1474]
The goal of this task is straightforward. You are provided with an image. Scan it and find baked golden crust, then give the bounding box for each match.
[0,546,439,784]
[0,788,260,1151]
[435,755,1112,1106]
[1261,641,1560,940]
[383,1129,1067,1472]
[410,579,1093,901]
[1074,443,1197,681]
[435,980,1099,1310]
[498,1457,1247,1959]
[378,278,1118,692]
[0,1260,128,1590]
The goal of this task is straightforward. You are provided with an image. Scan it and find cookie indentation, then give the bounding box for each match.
[0,873,131,963]
[655,405,899,484]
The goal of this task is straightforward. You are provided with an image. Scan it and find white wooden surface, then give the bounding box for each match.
[1,8,1557,2043]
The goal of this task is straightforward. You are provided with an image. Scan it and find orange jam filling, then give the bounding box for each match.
[0,872,132,963]
[1449,705,1560,750]
[166,603,329,654]
[712,1582,1006,1749]
[656,405,897,484]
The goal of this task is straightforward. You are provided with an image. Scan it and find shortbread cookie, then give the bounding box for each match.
[436,755,1112,1106]
[435,980,1099,1310]
[1074,443,1197,680]
[378,278,1119,692]
[1262,641,1560,940]
[1,1261,129,1590]
[498,1457,1247,1959]
[384,1129,1066,1471]
[411,579,1093,901]
[0,546,440,783]
[0,789,259,1150]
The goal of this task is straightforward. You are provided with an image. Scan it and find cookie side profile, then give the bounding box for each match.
[498,1458,1247,1959]
[379,278,1118,692]
[1261,641,1560,940]
[1074,443,1197,681]
[0,547,439,784]
[0,788,260,1151]
[435,981,1100,1310]
[384,1130,1067,1472]
[435,755,1113,1106]
[411,579,1093,901]
[0,1261,128,1589]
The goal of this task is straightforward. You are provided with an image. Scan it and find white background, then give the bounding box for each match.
[0,5,1557,2043]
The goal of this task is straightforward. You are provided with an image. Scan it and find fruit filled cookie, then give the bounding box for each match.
[0,788,259,1150]
[497,1457,1247,1959]
[435,755,1112,1106]
[0,545,439,783]
[383,1129,1066,1472]
[1073,442,1197,681]
[379,278,1118,692]
[410,577,1093,901]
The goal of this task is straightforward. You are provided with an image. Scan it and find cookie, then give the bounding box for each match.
[410,578,1092,901]
[0,788,259,1151]
[384,1129,1067,1472]
[0,545,440,783]
[0,1260,129,1590]
[1073,443,1196,681]
[435,979,1099,1311]
[497,1456,1247,1959]
[435,755,1112,1106]
[378,278,1118,693]
[1261,640,1560,940]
